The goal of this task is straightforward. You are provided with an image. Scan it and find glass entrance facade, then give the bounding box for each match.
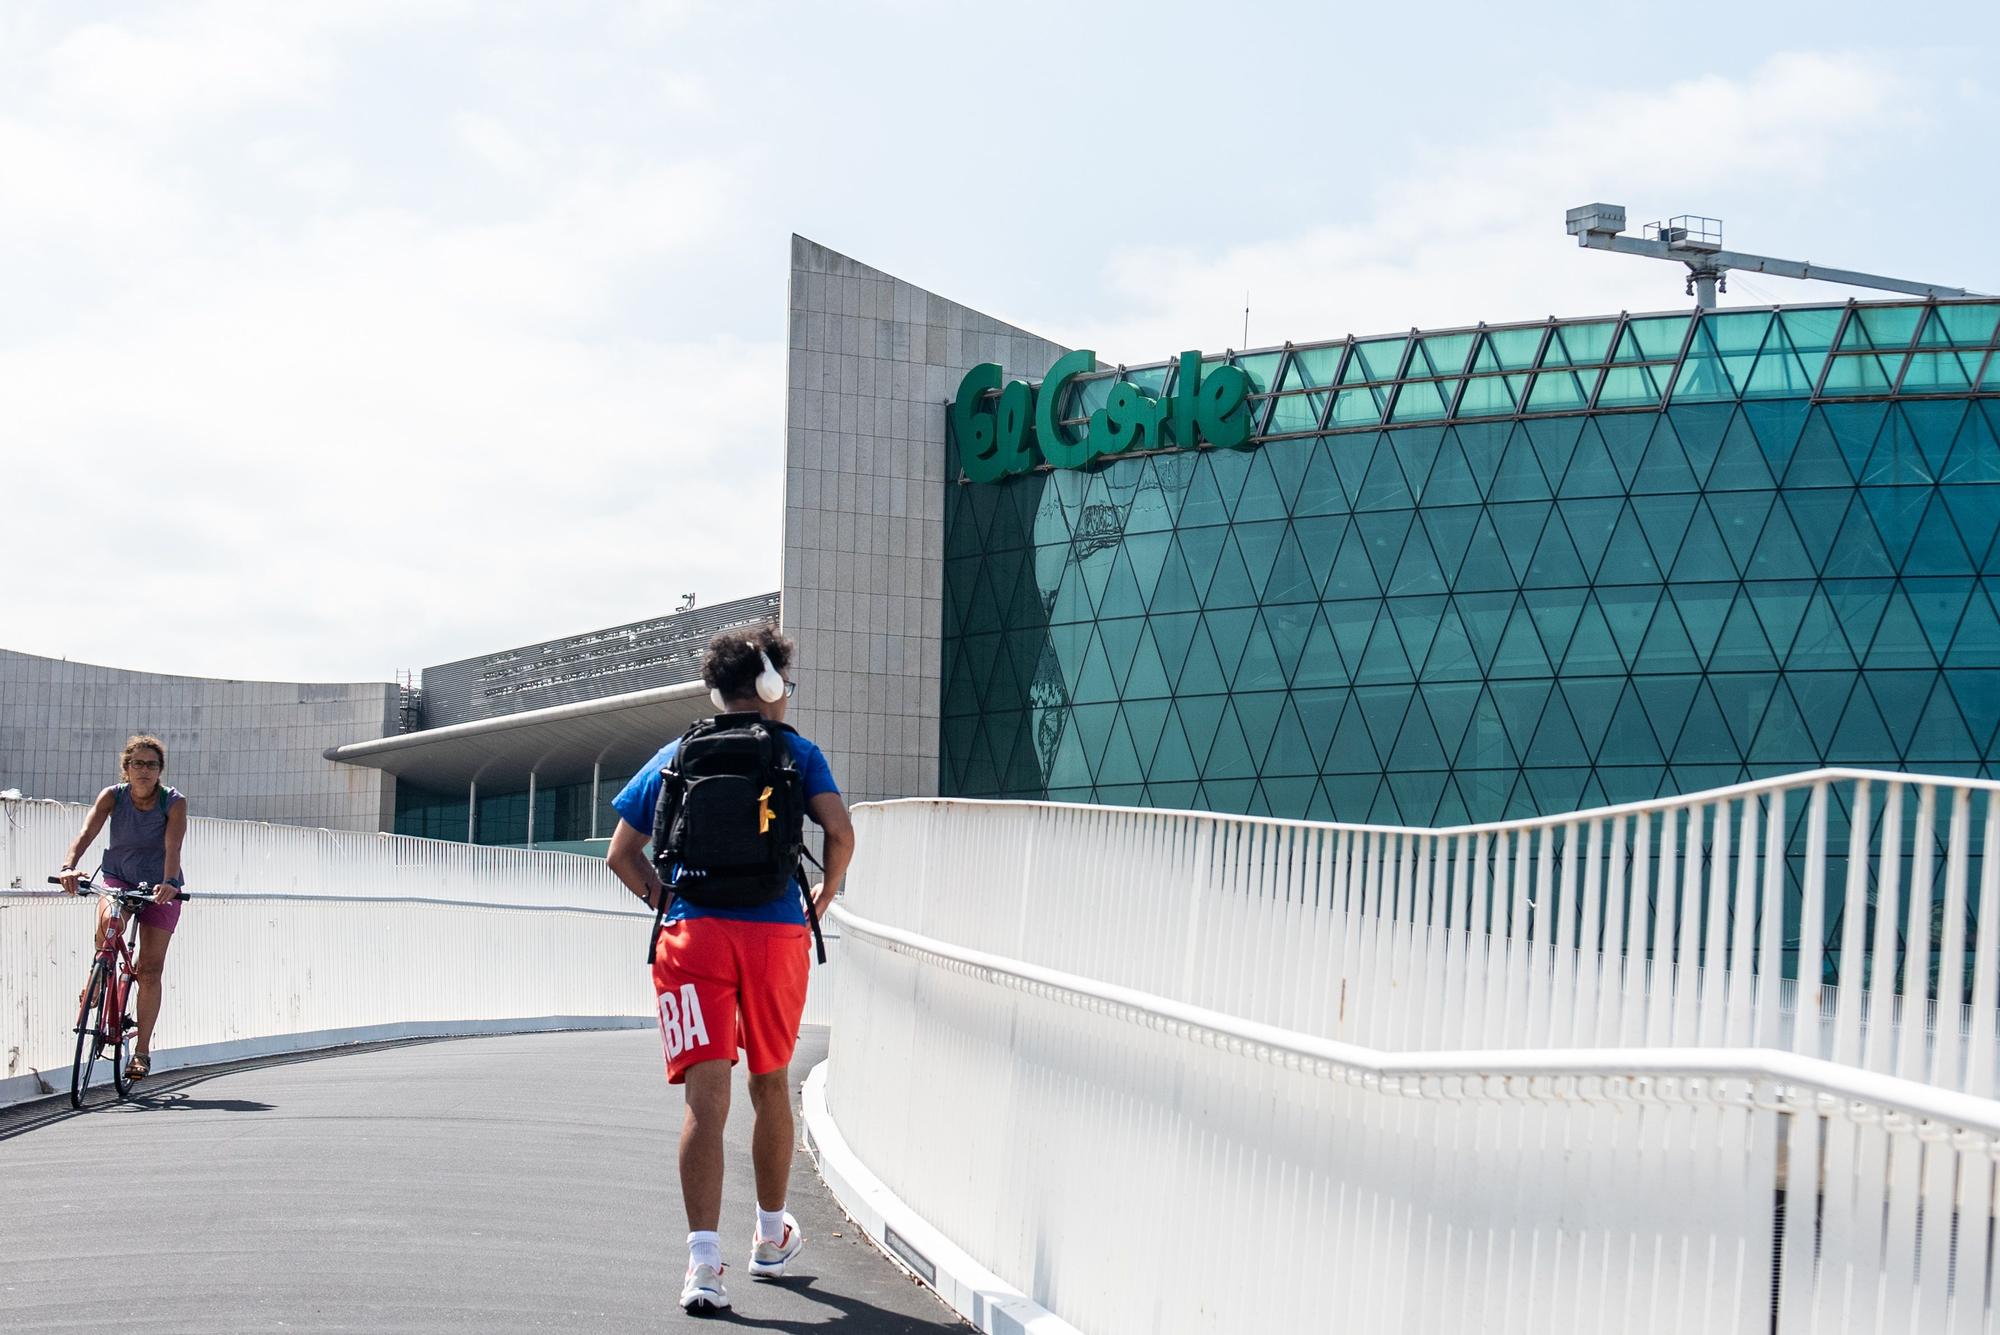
[941,300,2000,825]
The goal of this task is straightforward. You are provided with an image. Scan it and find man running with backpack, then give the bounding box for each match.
[605,626,855,1315]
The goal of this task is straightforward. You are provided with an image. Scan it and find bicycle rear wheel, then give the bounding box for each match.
[71,959,109,1110]
[109,973,133,1101]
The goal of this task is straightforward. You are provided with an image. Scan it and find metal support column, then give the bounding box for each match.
[467,780,477,844]
[527,770,537,850]
[590,762,601,841]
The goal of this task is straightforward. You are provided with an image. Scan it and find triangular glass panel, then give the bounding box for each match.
[1600,682,1666,764]
[1827,679,1898,760]
[1325,693,1383,772]
[1488,609,1552,678]
[1633,675,1701,753]
[1905,680,1980,762]
[1947,670,2000,754]
[1290,438,1346,517]
[1388,379,1452,423]
[1452,512,1515,593]
[1231,450,1290,523]
[1561,595,1624,674]
[1595,366,1664,408]
[1325,599,1381,680]
[1423,432,1483,506]
[1482,325,1545,371]
[1524,514,1589,587]
[1284,345,1344,389]
[1524,370,1589,412]
[1232,616,1286,693]
[1709,590,1778,671]
[1600,501,1668,583]
[1455,375,1517,417]
[1456,591,1518,672]
[1821,354,1899,395]
[1489,426,1553,501]
[1597,585,1663,667]
[1455,688,1516,768]
[1490,501,1552,581]
[1788,588,1857,670]
[1417,331,1476,377]
[1855,305,1924,350]
[1631,418,1700,493]
[1385,522,1448,596]
[1355,510,1417,591]
[1421,601,1481,681]
[1350,336,1410,382]
[1732,677,1803,763]
[1666,501,1738,582]
[1620,315,1692,361]
[1632,594,1701,672]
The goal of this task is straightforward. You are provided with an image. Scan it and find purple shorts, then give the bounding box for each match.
[103,875,183,933]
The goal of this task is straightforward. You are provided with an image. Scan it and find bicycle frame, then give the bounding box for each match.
[51,871,179,1108]
[84,898,143,1037]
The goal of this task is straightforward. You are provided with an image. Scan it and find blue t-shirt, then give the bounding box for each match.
[613,727,839,924]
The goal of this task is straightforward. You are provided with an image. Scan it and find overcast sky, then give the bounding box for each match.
[6,1,1996,683]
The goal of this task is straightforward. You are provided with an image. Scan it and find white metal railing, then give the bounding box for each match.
[819,770,2000,1335]
[2,799,841,1104]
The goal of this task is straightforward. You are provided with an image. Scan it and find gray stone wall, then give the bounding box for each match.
[0,649,398,832]
[781,236,1066,805]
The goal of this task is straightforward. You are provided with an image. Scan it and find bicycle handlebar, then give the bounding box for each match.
[46,875,189,901]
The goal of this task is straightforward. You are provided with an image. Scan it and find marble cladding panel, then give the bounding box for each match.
[779,236,1065,807]
[0,649,399,831]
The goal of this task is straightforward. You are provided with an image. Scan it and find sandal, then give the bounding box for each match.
[125,1054,150,1082]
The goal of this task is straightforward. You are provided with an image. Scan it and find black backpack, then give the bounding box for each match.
[647,713,824,963]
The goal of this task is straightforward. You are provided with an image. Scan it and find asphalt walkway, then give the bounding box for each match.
[0,1026,963,1333]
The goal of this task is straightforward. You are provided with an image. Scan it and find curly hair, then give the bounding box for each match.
[701,624,793,702]
[121,734,166,770]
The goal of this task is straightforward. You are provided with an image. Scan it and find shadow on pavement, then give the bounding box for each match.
[693,1276,956,1333]
[0,1035,453,1141]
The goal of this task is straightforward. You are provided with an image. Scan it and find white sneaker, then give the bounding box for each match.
[747,1212,804,1278]
[680,1262,729,1312]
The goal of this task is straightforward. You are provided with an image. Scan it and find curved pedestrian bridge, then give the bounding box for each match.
[0,1027,959,1332]
[9,769,2000,1334]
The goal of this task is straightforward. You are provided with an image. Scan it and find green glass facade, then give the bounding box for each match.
[941,300,2000,826]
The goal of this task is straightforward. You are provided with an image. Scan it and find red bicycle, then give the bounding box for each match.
[49,871,189,1109]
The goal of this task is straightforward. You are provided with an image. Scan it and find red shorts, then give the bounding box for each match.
[651,918,811,1084]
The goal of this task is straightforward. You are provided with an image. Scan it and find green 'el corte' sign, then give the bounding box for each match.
[951,350,1253,482]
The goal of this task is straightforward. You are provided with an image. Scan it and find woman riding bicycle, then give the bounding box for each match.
[56,734,188,1083]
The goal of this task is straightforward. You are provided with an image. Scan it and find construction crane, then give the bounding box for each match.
[1564,203,1987,310]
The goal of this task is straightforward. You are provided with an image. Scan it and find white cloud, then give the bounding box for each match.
[1071,52,1930,360]
[3,4,773,682]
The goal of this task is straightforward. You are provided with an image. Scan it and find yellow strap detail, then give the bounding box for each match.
[757,786,774,834]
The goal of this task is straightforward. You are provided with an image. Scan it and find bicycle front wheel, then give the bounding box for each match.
[71,959,109,1110]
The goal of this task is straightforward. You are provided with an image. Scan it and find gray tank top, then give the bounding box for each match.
[102,783,182,886]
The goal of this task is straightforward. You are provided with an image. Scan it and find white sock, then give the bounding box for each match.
[757,1207,787,1244]
[688,1230,722,1271]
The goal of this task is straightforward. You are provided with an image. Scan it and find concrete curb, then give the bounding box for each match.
[800,1060,1083,1335]
[0,1013,651,1109]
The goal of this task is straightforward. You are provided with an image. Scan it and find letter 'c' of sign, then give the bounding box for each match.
[1034,350,1098,470]
[951,363,1005,483]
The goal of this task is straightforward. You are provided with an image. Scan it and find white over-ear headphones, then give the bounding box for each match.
[710,649,787,711]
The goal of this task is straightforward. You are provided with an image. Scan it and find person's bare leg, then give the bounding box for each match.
[132,924,174,1060]
[746,1066,794,1213]
[679,1060,732,1232]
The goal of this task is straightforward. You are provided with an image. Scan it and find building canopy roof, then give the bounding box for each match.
[324,680,712,793]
